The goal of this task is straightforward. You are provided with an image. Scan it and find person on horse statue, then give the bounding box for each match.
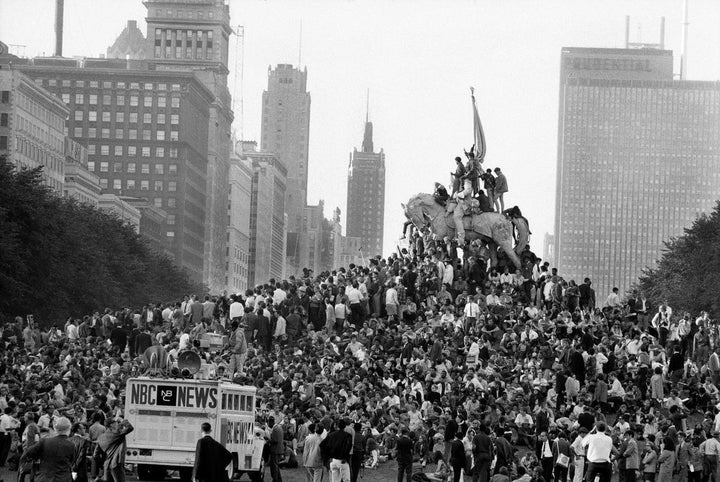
[433,182,449,206]
[450,157,466,196]
[462,148,481,196]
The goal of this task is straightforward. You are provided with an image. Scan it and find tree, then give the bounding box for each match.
[637,201,720,317]
[0,156,206,325]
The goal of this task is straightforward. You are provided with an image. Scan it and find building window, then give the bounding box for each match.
[88,128,96,138]
[167,214,175,225]
[116,112,124,123]
[100,145,109,155]
[101,128,110,139]
[102,112,111,122]
[61,93,70,104]
[115,129,123,139]
[141,163,150,174]
[87,161,95,171]
[140,180,149,190]
[153,198,162,208]
[103,95,111,105]
[170,114,179,124]
[127,162,136,173]
[99,179,108,189]
[169,163,178,174]
[144,96,152,107]
[89,94,98,105]
[158,96,166,108]
[156,131,165,141]
[142,129,151,140]
[113,162,122,172]
[155,163,164,174]
[128,146,136,156]
[157,113,165,124]
[156,147,165,158]
[130,96,138,106]
[87,145,96,155]
[143,113,152,124]
[168,181,177,191]
[0,136,7,150]
[88,111,97,122]
[129,113,138,123]
[99,161,109,172]
[130,83,139,90]
[75,80,85,87]
[127,179,136,190]
[113,179,121,190]
[167,197,176,208]
[169,131,178,141]
[166,231,174,238]
[154,180,163,191]
[114,146,123,156]
[171,97,180,108]
[128,129,137,140]
[169,148,178,158]
[74,111,83,121]
[75,94,84,104]
[117,95,125,106]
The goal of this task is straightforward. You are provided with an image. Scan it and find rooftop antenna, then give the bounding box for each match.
[298,20,303,67]
[680,0,689,79]
[366,88,370,123]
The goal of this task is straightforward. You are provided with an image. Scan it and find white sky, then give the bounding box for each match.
[2,0,720,258]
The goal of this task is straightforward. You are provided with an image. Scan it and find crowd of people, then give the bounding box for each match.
[1,214,720,482]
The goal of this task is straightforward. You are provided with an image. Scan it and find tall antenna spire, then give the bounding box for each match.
[365,88,370,123]
[298,21,303,67]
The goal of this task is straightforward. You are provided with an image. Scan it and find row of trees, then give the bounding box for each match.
[638,201,720,317]
[0,156,206,325]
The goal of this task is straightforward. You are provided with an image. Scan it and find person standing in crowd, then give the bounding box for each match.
[303,423,324,482]
[582,422,616,482]
[192,422,233,482]
[228,319,248,377]
[622,429,639,482]
[269,416,285,482]
[18,411,40,482]
[19,416,75,481]
[95,419,134,482]
[321,419,353,482]
[70,422,90,482]
[396,426,414,482]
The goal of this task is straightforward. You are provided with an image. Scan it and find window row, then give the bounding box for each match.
[46,80,181,91]
[102,178,178,191]
[64,93,181,108]
[87,145,178,158]
[73,111,180,124]
[72,128,179,141]
[88,161,179,175]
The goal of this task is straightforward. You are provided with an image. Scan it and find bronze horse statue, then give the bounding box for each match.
[403,193,529,269]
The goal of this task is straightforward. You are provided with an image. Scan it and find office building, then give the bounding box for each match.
[332,208,364,269]
[260,64,311,270]
[227,148,253,294]
[63,137,101,206]
[347,115,385,257]
[239,141,288,287]
[17,57,214,283]
[554,47,720,298]
[143,0,234,292]
[107,20,147,60]
[0,57,68,193]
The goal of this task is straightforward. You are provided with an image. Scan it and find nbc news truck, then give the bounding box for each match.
[124,377,265,481]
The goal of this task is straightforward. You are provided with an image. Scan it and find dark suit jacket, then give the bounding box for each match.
[20,434,76,482]
[395,435,414,465]
[449,438,466,468]
[193,435,232,482]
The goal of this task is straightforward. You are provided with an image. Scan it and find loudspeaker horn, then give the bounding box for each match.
[177,350,201,377]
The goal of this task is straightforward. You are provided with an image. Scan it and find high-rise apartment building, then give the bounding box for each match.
[239,142,288,287]
[144,0,234,292]
[0,61,68,193]
[260,64,311,270]
[16,57,214,282]
[554,47,720,298]
[347,117,385,257]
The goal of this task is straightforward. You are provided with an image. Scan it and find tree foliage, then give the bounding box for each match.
[0,156,206,325]
[638,201,720,317]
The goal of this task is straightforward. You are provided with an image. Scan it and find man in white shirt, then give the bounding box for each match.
[464,297,480,333]
[385,282,399,322]
[272,285,287,306]
[582,422,616,482]
[228,296,244,322]
[570,427,588,482]
[605,288,621,308]
[607,373,626,411]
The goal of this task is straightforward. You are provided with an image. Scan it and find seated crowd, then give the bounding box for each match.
[0,232,718,482]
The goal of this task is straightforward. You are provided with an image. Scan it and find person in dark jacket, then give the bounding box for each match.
[449,431,467,482]
[472,424,494,482]
[192,422,233,482]
[20,416,76,482]
[134,328,153,357]
[69,422,90,482]
[396,426,414,482]
[320,420,353,482]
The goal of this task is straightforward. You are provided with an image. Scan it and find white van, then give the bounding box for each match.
[124,377,265,481]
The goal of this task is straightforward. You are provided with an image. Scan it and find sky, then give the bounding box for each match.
[2,0,720,258]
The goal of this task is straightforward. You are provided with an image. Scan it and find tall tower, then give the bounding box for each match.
[260,64,311,270]
[554,47,720,299]
[346,110,385,257]
[144,0,234,292]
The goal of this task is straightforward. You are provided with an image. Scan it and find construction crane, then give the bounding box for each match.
[231,25,245,146]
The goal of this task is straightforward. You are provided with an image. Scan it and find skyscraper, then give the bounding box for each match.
[554,47,720,299]
[260,64,311,270]
[346,115,385,257]
[144,0,234,292]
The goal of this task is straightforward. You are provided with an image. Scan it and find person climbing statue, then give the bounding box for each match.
[433,182,449,206]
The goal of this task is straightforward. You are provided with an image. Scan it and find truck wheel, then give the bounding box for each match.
[179,467,193,482]
[137,464,166,481]
[248,460,265,482]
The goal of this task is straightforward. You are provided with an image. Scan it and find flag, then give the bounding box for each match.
[471,87,486,162]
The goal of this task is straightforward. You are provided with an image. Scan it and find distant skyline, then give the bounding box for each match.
[2,0,720,260]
